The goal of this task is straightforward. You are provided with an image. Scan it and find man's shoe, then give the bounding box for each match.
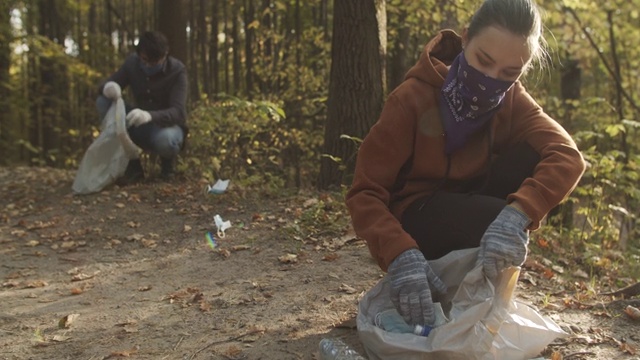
[117,159,145,186]
[160,157,175,180]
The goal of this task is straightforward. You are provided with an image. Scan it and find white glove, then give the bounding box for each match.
[126,109,152,127]
[102,81,121,100]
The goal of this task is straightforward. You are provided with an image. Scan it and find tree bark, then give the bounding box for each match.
[210,0,220,95]
[158,0,188,64]
[318,0,386,189]
[188,0,199,100]
[231,3,241,94]
[198,0,210,96]
[0,0,12,164]
[388,9,410,92]
[244,0,255,99]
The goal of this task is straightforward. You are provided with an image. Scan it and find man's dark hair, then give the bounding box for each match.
[136,31,169,61]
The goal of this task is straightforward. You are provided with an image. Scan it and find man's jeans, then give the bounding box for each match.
[96,95,184,159]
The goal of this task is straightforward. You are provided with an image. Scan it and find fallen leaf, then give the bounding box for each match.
[339,284,357,294]
[303,198,319,208]
[25,280,48,288]
[624,305,640,321]
[621,342,637,355]
[58,313,80,329]
[232,245,251,251]
[2,280,20,288]
[536,238,549,248]
[183,225,192,232]
[115,203,125,209]
[115,320,138,327]
[25,240,40,247]
[278,253,298,264]
[51,335,71,342]
[199,300,212,312]
[141,239,157,248]
[217,249,231,258]
[138,285,152,292]
[71,272,99,281]
[126,233,144,242]
[252,213,264,222]
[60,241,77,249]
[223,345,243,358]
[550,351,563,360]
[70,287,84,295]
[192,292,205,303]
[322,253,339,262]
[107,348,138,358]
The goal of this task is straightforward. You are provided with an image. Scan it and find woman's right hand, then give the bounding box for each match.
[387,248,447,326]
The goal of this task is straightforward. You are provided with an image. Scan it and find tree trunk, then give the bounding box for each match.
[188,0,199,100]
[388,9,410,92]
[318,0,386,189]
[158,0,188,64]
[0,0,12,164]
[548,57,581,230]
[198,0,210,96]
[244,0,255,99]
[210,0,220,95]
[223,0,230,93]
[231,3,242,94]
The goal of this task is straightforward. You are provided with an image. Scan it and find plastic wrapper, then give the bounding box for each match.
[72,91,141,195]
[357,248,567,360]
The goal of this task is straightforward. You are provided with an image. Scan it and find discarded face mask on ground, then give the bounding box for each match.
[357,247,567,360]
[206,179,230,195]
[214,214,232,238]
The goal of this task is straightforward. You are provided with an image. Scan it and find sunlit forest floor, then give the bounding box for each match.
[0,166,637,360]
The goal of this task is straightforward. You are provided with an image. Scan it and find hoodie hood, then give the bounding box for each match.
[404,30,463,88]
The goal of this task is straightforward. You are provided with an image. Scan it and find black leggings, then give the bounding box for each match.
[401,142,540,260]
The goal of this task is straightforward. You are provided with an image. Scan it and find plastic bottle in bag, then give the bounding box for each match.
[319,338,367,360]
[374,303,447,336]
[374,308,432,336]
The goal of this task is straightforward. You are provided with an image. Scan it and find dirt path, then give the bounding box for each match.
[0,167,637,359]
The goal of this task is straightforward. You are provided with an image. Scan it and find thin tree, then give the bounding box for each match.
[158,0,188,64]
[0,0,12,164]
[318,0,386,189]
[244,0,255,98]
[210,0,220,95]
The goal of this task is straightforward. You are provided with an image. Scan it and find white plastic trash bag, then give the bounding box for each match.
[357,248,567,360]
[72,87,141,195]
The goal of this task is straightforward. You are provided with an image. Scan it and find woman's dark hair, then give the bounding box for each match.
[136,31,169,61]
[467,0,547,68]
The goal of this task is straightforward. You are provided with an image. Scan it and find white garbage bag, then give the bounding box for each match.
[72,87,141,195]
[357,248,567,360]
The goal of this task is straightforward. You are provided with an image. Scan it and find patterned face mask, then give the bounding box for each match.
[438,52,515,155]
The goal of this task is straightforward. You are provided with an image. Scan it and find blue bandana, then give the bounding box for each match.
[439,52,515,155]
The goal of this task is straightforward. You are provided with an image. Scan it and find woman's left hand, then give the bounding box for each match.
[478,204,531,280]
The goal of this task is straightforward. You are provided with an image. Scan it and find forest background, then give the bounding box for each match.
[0,0,639,275]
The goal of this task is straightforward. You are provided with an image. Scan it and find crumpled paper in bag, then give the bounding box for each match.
[72,88,141,195]
[357,247,567,360]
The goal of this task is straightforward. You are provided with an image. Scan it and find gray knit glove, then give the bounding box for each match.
[478,205,531,280]
[388,248,447,326]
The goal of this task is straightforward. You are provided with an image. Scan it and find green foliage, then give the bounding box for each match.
[281,191,351,240]
[184,95,324,190]
[535,94,640,257]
